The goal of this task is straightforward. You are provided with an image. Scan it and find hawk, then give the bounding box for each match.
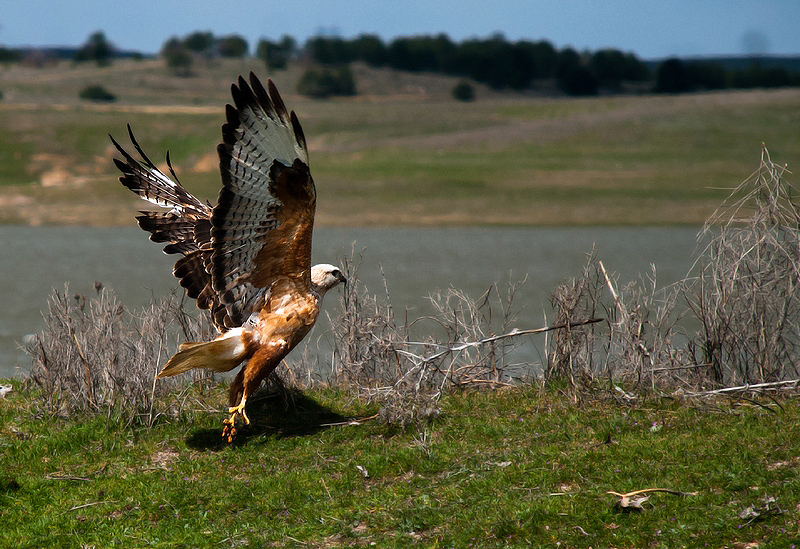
[111,73,346,441]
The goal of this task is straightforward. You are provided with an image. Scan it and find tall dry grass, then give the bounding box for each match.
[686,148,800,385]
[25,285,215,426]
[545,147,800,395]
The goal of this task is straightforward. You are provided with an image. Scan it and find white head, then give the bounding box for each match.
[310,263,347,297]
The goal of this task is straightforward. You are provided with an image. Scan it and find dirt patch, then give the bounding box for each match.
[191,152,219,173]
[150,449,180,470]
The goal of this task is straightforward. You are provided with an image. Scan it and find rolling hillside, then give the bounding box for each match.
[1,58,799,226]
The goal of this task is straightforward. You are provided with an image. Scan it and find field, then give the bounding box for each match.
[2,383,799,548]
[1,58,799,226]
[3,58,800,548]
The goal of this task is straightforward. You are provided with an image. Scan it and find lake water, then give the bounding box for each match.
[0,226,703,378]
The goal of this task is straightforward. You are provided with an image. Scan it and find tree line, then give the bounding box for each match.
[298,33,800,95]
[3,30,799,98]
[158,31,800,95]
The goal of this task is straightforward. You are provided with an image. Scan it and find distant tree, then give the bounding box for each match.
[297,66,356,98]
[654,58,690,93]
[522,40,559,79]
[74,31,114,66]
[257,35,296,71]
[306,36,353,65]
[216,35,248,58]
[730,63,800,89]
[0,47,21,63]
[451,80,475,101]
[184,31,215,54]
[685,61,727,90]
[589,49,650,89]
[352,34,387,66]
[465,38,558,88]
[161,36,193,76]
[386,34,456,73]
[555,48,598,95]
[79,84,116,102]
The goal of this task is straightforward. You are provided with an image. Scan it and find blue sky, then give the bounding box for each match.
[3,0,799,60]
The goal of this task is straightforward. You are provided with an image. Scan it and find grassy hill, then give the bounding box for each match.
[1,382,798,548]
[1,58,799,226]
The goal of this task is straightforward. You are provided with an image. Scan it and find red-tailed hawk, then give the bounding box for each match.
[111,73,346,441]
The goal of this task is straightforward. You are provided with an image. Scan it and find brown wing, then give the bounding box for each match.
[111,127,230,326]
[211,73,315,329]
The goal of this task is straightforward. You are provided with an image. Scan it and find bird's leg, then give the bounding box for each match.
[221,394,249,443]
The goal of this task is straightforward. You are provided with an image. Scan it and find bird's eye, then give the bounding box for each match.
[332,269,342,278]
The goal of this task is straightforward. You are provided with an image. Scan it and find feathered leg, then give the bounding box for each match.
[222,348,284,442]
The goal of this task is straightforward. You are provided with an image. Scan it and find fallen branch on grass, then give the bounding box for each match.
[607,488,697,511]
[384,318,604,397]
[69,500,118,511]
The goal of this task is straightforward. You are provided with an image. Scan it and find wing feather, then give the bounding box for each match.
[113,73,314,332]
[211,73,315,328]
[112,128,226,329]
[111,126,210,216]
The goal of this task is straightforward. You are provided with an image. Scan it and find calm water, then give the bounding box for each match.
[0,226,703,378]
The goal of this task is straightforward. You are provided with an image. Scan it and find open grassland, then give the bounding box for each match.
[1,59,799,225]
[1,383,799,548]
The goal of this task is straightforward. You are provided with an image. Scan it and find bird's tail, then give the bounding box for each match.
[157,329,250,378]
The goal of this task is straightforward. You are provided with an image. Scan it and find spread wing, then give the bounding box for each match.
[111,127,232,327]
[211,73,316,329]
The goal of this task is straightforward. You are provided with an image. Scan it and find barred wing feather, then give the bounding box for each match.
[111,128,225,327]
[212,73,316,328]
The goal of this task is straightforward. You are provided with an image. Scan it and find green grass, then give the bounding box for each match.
[2,381,799,547]
[1,59,800,226]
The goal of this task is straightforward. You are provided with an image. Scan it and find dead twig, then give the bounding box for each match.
[686,379,800,397]
[607,488,697,511]
[68,500,118,512]
[397,319,603,366]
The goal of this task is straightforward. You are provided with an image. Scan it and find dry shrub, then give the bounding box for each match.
[685,147,800,385]
[549,147,800,395]
[323,253,535,426]
[599,265,690,391]
[25,285,215,425]
[327,256,404,389]
[546,256,603,386]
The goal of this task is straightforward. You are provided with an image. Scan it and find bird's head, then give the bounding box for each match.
[311,263,347,297]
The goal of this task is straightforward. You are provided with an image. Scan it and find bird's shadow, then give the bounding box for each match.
[185,385,349,450]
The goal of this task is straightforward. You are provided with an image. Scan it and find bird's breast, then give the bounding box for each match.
[254,296,319,349]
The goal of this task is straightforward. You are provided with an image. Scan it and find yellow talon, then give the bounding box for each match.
[221,396,249,442]
[229,403,250,425]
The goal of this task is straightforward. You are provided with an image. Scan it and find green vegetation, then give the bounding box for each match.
[2,382,799,548]
[451,80,475,101]
[3,31,799,94]
[303,33,800,95]
[655,57,800,94]
[161,37,195,76]
[297,66,356,98]
[78,84,116,102]
[216,35,249,58]
[304,33,644,94]
[256,35,297,71]
[0,58,798,226]
[73,31,114,66]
